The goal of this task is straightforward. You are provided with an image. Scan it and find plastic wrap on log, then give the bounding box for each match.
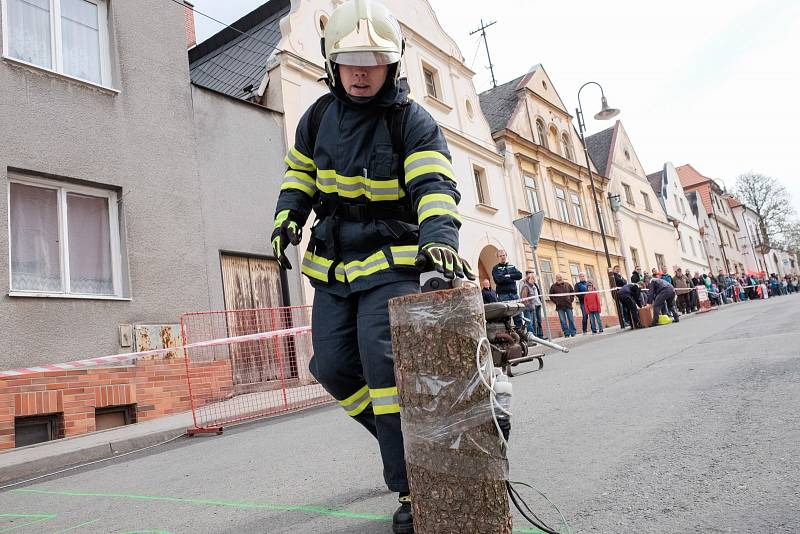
[389,286,512,534]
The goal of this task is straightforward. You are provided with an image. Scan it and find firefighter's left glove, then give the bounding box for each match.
[415,243,476,281]
[271,211,302,270]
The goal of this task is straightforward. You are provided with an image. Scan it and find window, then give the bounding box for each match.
[523,174,540,213]
[3,0,111,86]
[679,231,686,252]
[597,203,610,234]
[15,414,63,447]
[630,247,640,268]
[570,192,585,227]
[569,262,580,285]
[624,149,631,160]
[9,176,122,297]
[679,197,686,215]
[734,234,739,251]
[654,253,666,271]
[473,166,489,205]
[536,119,548,150]
[561,134,574,161]
[423,66,438,98]
[95,405,136,431]
[622,183,634,206]
[539,258,554,290]
[689,236,697,256]
[641,192,652,212]
[554,187,569,223]
[584,264,597,287]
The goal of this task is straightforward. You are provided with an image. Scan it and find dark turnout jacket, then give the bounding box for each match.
[274,78,461,296]
[647,277,675,304]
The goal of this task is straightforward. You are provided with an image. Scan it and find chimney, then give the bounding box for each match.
[184,1,197,48]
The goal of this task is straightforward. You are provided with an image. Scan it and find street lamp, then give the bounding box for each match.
[576,81,623,325]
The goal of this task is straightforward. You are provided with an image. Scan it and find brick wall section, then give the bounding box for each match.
[184,1,196,48]
[0,357,232,450]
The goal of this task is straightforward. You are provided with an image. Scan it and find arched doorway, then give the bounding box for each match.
[478,245,499,286]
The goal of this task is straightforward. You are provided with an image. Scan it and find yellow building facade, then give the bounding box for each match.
[480,66,624,320]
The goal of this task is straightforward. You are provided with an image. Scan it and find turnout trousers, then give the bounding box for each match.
[651,288,679,325]
[309,280,419,494]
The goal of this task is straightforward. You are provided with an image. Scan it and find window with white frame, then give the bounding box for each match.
[641,192,652,212]
[9,175,122,297]
[536,119,548,150]
[523,174,540,213]
[3,0,111,86]
[679,231,686,252]
[622,183,634,206]
[554,187,569,223]
[473,165,489,206]
[422,65,438,99]
[570,192,585,227]
[561,133,574,161]
[689,236,697,256]
[539,257,554,290]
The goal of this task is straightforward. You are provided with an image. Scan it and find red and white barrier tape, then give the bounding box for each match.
[0,325,312,378]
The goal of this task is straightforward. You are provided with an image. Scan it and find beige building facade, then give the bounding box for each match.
[587,122,681,278]
[479,66,623,318]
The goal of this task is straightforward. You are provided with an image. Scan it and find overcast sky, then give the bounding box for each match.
[189,0,800,215]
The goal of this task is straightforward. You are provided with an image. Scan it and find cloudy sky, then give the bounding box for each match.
[189,0,800,214]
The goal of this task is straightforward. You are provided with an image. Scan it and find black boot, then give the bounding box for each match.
[392,494,413,534]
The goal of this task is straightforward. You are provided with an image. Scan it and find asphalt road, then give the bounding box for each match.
[2,295,798,533]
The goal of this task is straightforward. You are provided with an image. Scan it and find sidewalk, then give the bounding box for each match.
[0,410,193,486]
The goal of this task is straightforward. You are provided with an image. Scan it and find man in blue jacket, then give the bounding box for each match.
[492,249,523,329]
[270,2,473,531]
[574,272,589,335]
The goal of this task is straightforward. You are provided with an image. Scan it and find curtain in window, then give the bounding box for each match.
[8,0,52,68]
[10,183,63,292]
[61,0,101,83]
[67,193,113,294]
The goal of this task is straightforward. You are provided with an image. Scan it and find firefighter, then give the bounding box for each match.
[270,1,474,531]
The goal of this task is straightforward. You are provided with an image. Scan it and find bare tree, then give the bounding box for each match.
[734,172,796,246]
[780,219,800,253]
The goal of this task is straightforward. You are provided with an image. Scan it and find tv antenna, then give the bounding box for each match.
[470,19,497,88]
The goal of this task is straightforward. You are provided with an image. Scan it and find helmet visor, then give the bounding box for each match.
[331,50,401,66]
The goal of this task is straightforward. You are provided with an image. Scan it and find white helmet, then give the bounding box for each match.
[322,0,405,85]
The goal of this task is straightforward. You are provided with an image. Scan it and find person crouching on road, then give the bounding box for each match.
[270,1,474,531]
[617,282,643,329]
[583,281,604,334]
[549,273,576,337]
[647,277,680,326]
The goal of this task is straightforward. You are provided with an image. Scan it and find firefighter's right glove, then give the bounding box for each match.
[271,210,302,270]
[415,243,476,281]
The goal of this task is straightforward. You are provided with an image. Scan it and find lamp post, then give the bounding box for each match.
[575,81,624,327]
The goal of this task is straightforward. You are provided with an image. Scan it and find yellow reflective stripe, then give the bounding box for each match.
[404,151,455,184]
[285,146,315,171]
[373,404,400,415]
[344,250,390,281]
[301,252,333,282]
[334,262,346,283]
[281,180,315,197]
[316,169,401,201]
[370,387,400,415]
[339,384,371,416]
[405,163,456,185]
[370,386,398,398]
[417,193,460,224]
[390,245,418,266]
[274,210,290,229]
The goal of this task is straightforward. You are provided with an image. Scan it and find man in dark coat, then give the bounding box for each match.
[647,277,680,326]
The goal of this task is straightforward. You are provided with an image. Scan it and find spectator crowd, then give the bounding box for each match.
[483,249,800,339]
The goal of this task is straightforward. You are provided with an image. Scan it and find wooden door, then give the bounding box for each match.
[220,255,294,386]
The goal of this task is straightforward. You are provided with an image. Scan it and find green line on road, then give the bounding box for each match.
[13,488,549,532]
[0,513,57,532]
[52,518,101,533]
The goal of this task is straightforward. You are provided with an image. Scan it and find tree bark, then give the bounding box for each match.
[389,286,512,534]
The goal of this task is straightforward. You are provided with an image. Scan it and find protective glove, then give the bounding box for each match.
[271,210,302,270]
[414,243,476,280]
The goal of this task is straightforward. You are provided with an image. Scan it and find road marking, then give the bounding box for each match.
[12,489,547,533]
[0,514,57,532]
[51,518,101,533]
